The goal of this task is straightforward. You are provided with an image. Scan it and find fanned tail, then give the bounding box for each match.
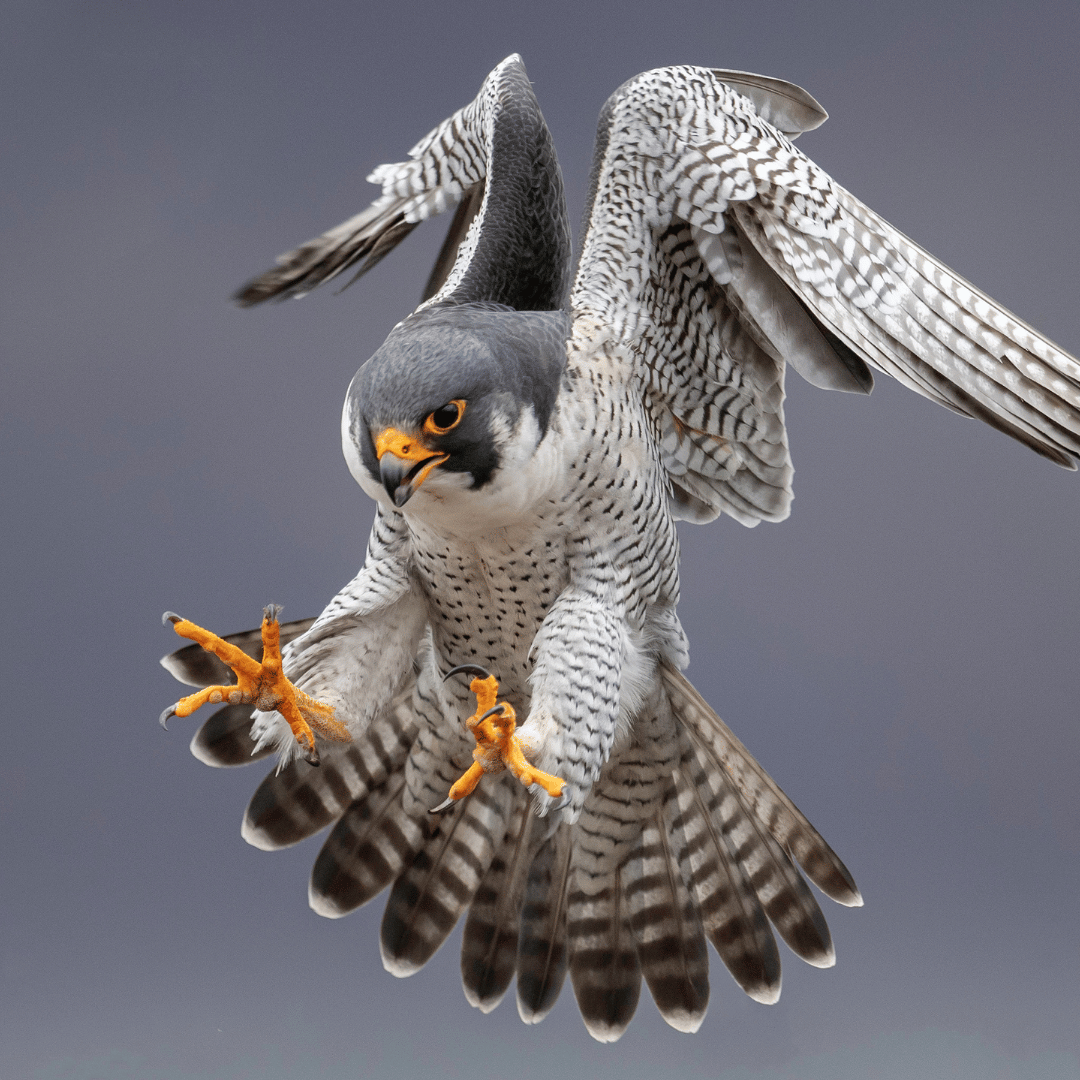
[167,635,859,1041]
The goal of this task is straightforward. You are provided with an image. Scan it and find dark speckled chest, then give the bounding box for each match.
[406,507,572,712]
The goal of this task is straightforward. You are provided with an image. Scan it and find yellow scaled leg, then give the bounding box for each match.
[159,605,350,765]
[434,665,565,811]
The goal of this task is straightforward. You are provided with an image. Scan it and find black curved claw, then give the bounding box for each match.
[429,796,457,814]
[161,611,182,626]
[263,604,283,623]
[159,704,177,730]
[443,663,493,683]
[478,704,508,722]
[302,744,320,767]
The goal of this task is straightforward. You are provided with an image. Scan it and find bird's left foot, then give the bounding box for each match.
[158,605,350,765]
[433,665,565,811]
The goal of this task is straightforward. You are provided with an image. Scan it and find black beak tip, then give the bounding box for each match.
[380,454,415,507]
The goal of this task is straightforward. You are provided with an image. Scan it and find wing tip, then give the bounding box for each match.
[710,69,829,134]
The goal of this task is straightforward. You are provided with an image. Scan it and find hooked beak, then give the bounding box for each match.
[375,428,448,507]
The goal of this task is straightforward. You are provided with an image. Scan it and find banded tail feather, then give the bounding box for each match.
[516,824,572,1024]
[674,744,782,1002]
[663,662,861,906]
[624,791,710,1033]
[675,700,836,967]
[460,790,537,1013]
[698,746,834,967]
[309,772,428,918]
[381,774,515,976]
[189,703,273,768]
[241,680,418,851]
[567,866,642,1043]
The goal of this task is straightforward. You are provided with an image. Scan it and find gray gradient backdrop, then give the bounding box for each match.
[3,2,1079,1078]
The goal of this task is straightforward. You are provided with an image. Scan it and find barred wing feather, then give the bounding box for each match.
[572,65,1080,531]
[235,55,570,313]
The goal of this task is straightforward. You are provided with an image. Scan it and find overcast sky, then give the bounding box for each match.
[3,2,1079,1078]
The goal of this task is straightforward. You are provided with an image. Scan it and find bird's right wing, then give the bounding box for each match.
[235,54,571,313]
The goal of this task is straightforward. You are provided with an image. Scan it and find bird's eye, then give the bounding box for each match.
[424,399,466,435]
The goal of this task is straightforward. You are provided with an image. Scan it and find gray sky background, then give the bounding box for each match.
[3,2,1079,1078]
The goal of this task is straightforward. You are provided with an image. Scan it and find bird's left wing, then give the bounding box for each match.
[235,54,571,313]
[571,67,1080,526]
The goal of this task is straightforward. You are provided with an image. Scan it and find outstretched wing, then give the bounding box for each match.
[572,66,1080,526]
[235,54,571,313]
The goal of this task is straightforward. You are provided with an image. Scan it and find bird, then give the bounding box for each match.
[159,55,1080,1041]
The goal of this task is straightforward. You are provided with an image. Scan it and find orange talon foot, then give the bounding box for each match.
[159,606,350,765]
[435,664,565,811]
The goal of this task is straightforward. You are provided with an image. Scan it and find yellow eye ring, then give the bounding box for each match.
[423,399,466,436]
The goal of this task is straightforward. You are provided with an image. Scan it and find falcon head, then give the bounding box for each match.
[342,305,569,520]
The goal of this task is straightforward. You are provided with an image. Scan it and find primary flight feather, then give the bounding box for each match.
[161,55,1079,1041]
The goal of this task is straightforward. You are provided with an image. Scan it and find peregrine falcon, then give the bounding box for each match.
[160,56,1080,1041]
